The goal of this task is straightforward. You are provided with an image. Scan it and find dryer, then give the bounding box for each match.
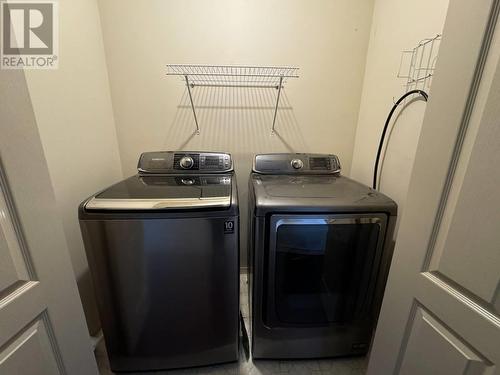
[247,153,397,359]
[79,151,239,372]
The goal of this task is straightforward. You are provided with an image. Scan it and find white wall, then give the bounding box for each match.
[351,0,449,230]
[98,0,375,266]
[23,0,123,334]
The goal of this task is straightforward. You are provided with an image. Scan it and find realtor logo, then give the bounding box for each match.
[1,0,58,69]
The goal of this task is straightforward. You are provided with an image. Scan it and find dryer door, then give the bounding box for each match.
[265,214,388,327]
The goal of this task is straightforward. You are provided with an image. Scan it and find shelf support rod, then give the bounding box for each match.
[185,75,200,134]
[271,76,283,135]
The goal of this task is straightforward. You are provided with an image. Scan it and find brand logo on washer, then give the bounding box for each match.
[224,220,234,234]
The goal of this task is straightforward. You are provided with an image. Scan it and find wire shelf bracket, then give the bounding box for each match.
[166,64,299,134]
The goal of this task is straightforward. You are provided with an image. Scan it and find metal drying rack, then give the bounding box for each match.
[397,34,441,95]
[166,64,299,134]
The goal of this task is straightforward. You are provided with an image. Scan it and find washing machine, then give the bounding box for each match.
[79,151,239,372]
[247,153,397,359]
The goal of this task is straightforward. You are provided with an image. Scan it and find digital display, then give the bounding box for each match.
[310,157,331,170]
[204,156,220,166]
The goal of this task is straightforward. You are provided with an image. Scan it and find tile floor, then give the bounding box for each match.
[96,275,368,375]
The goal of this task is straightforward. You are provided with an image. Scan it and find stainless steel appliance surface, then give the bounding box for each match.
[79,151,239,372]
[248,153,397,359]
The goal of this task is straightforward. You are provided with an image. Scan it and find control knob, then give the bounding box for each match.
[291,159,304,170]
[179,156,194,169]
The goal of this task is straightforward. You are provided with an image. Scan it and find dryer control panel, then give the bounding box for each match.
[253,153,341,175]
[138,151,233,174]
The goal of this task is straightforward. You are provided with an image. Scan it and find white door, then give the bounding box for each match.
[367,0,500,374]
[0,70,99,374]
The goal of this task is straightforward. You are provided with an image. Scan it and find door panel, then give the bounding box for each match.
[0,179,43,347]
[0,231,23,292]
[0,317,61,375]
[428,100,500,309]
[415,274,500,362]
[399,307,492,375]
[0,176,60,371]
[0,186,30,290]
[0,281,43,347]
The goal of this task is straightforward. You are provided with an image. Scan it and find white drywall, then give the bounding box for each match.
[351,0,450,231]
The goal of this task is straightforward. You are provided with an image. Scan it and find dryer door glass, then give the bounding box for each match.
[266,215,387,327]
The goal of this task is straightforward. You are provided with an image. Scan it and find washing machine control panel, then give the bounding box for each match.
[253,153,341,175]
[138,151,233,174]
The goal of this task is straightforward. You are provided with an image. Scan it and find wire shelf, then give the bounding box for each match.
[167,64,299,89]
[166,65,299,135]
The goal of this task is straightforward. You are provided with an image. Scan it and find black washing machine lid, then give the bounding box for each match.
[85,175,232,210]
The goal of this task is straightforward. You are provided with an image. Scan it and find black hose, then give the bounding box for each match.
[373,89,429,190]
